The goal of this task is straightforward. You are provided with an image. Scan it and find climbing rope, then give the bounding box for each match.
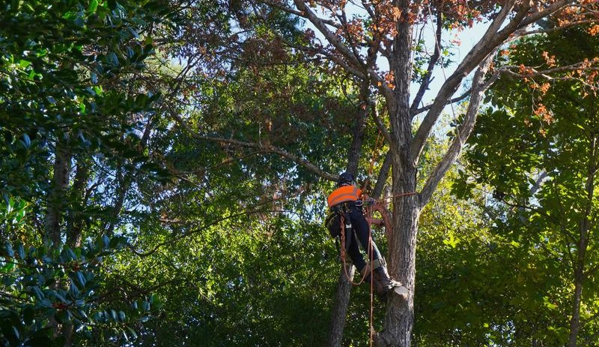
[337,193,416,346]
[345,97,417,345]
[365,205,376,347]
[339,211,376,347]
[339,214,370,286]
[367,130,384,178]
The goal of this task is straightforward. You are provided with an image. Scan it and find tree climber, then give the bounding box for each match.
[325,171,405,298]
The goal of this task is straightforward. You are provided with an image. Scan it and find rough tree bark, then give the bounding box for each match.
[66,158,89,248]
[45,140,71,246]
[328,265,355,347]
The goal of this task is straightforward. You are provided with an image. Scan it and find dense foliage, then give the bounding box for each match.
[1,0,170,345]
[2,1,599,347]
[458,25,599,346]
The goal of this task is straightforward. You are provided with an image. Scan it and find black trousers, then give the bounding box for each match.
[343,207,383,273]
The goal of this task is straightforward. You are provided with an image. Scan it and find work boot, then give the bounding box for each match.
[373,266,400,292]
[360,265,387,298]
[372,259,408,299]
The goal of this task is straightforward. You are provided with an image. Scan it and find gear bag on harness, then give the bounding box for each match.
[325,206,353,251]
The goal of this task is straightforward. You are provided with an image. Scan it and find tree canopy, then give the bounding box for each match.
[2,1,599,347]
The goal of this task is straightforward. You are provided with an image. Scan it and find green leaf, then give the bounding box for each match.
[88,0,99,14]
[32,286,45,300]
[21,134,31,148]
[10,0,19,11]
[52,292,68,303]
[6,197,13,214]
[18,59,31,68]
[126,326,138,339]
[68,248,78,261]
[25,335,54,347]
[17,243,25,260]
[73,17,85,28]
[1,262,15,273]
[2,193,9,208]
[107,52,119,66]
[12,326,20,340]
[109,235,125,248]
[76,272,86,287]
[5,242,14,258]
[102,235,110,248]
[93,86,103,95]
[76,309,88,320]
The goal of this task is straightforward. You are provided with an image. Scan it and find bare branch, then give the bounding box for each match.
[509,0,585,33]
[360,0,376,20]
[523,19,599,36]
[254,0,374,80]
[410,10,443,116]
[299,42,368,77]
[410,0,521,165]
[292,0,366,77]
[411,89,471,117]
[498,63,599,80]
[260,0,342,28]
[338,8,365,66]
[170,113,337,181]
[346,81,371,175]
[371,98,396,158]
[531,171,549,196]
[372,151,391,199]
[419,54,494,207]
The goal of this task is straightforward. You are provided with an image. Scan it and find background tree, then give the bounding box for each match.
[0,0,174,345]
[461,24,599,347]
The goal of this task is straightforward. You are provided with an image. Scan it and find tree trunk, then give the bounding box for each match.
[568,262,584,347]
[568,135,597,346]
[375,151,419,346]
[45,141,71,246]
[373,1,416,344]
[328,264,355,347]
[44,139,73,343]
[327,80,371,345]
[67,159,88,248]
